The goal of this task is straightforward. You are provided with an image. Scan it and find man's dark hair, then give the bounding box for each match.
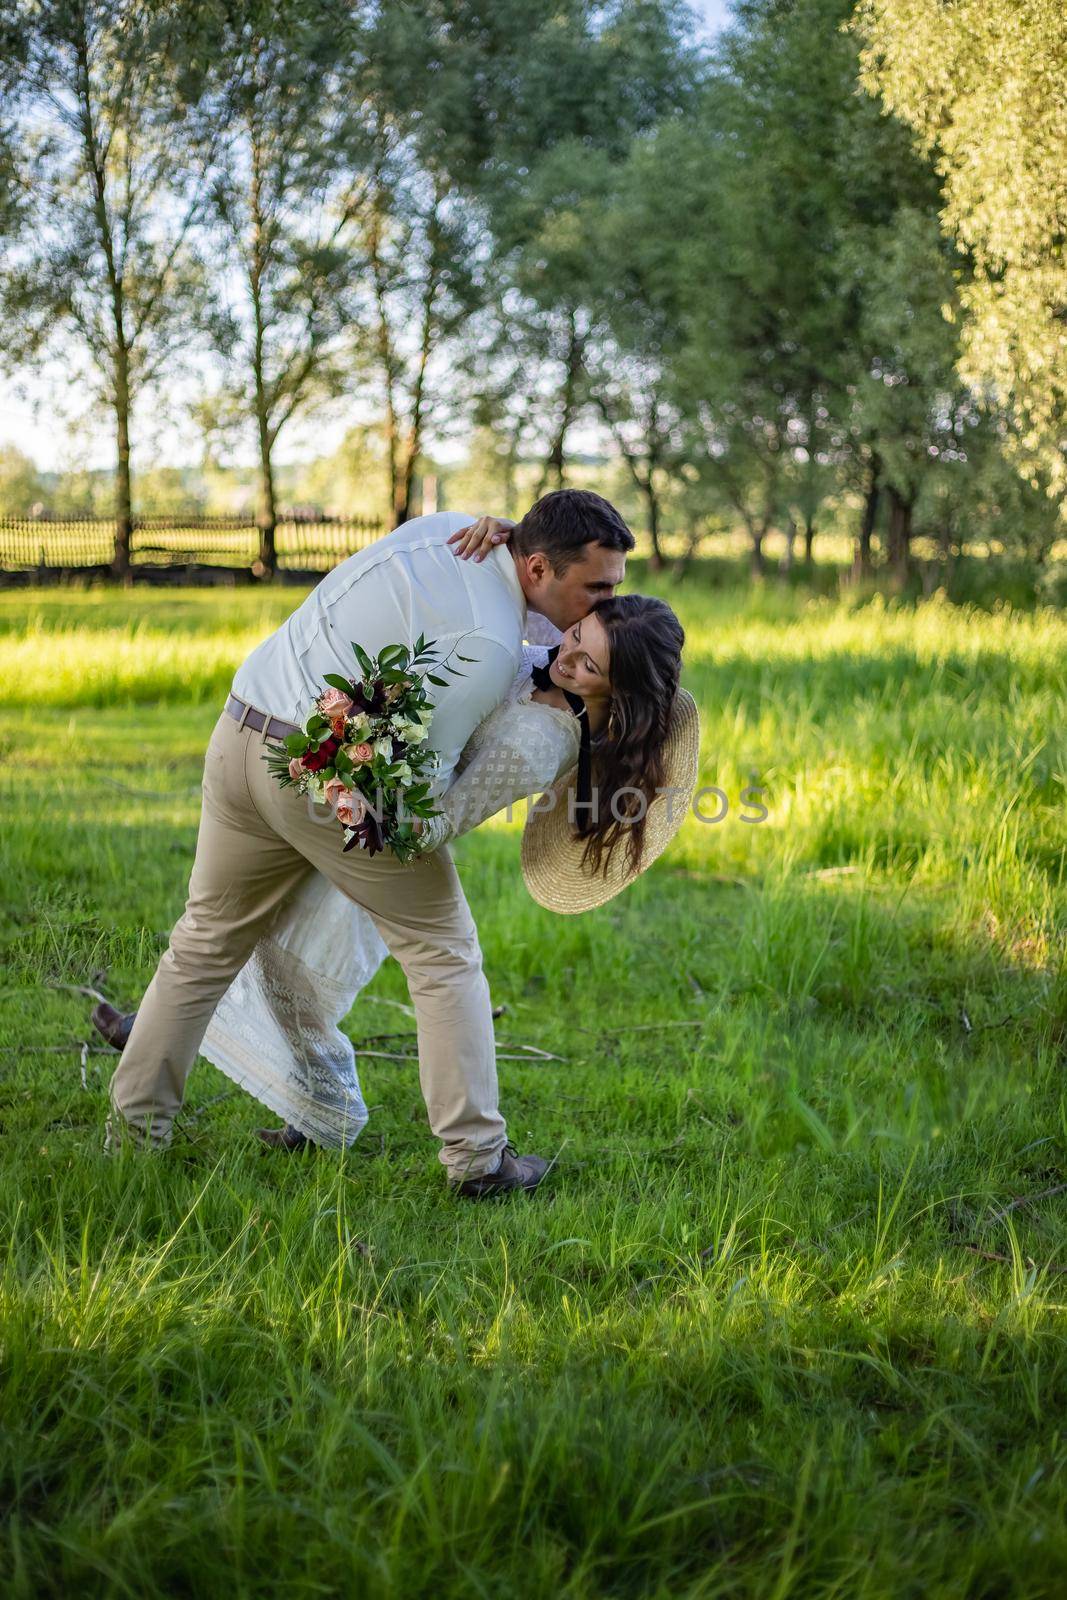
[512,489,635,575]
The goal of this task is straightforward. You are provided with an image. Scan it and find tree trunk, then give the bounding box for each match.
[75,21,132,579]
[673,516,704,579]
[852,457,880,581]
[803,512,815,564]
[644,477,665,571]
[938,521,957,594]
[112,347,133,578]
[885,485,913,588]
[749,524,766,578]
[255,407,277,577]
[367,196,401,526]
[248,107,276,578]
[595,389,665,568]
[396,197,442,528]
[538,313,584,497]
[781,515,796,578]
[541,415,567,497]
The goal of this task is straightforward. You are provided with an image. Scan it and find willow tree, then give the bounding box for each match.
[855,0,1067,505]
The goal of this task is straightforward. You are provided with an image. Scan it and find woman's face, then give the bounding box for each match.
[549,610,611,700]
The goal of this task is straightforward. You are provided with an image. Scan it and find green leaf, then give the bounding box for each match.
[351,641,374,677]
[322,673,355,693]
[426,674,448,687]
[283,733,306,755]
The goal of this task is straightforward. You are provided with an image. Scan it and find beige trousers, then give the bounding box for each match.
[107,709,507,1179]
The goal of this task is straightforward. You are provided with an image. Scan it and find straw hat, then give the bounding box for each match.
[520,687,701,914]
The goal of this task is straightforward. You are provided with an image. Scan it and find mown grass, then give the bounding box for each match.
[0,569,1065,1598]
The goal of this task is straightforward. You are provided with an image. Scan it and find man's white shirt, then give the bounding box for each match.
[232,511,529,792]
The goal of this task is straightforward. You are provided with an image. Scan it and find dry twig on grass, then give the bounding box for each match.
[964,1245,1067,1275]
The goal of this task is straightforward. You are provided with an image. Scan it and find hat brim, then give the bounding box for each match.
[520,687,701,914]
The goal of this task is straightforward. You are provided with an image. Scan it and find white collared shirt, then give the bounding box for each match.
[232,511,528,791]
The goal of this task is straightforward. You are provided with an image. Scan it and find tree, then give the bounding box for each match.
[629,0,872,575]
[457,0,695,500]
[0,1,216,572]
[632,0,965,582]
[840,205,968,587]
[855,0,1067,504]
[0,444,45,511]
[203,0,366,575]
[355,127,480,528]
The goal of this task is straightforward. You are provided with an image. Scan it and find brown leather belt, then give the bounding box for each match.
[225,693,300,741]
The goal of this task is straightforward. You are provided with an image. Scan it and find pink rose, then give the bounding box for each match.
[336,789,367,828]
[288,757,304,780]
[323,776,347,809]
[350,741,374,764]
[319,687,354,723]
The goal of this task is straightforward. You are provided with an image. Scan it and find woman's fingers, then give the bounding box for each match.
[446,516,515,561]
[446,519,491,559]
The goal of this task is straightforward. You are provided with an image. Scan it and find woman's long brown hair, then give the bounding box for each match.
[577,594,685,877]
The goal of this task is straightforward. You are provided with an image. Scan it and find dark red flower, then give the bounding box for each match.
[302,737,339,773]
[342,809,385,856]
[354,679,389,715]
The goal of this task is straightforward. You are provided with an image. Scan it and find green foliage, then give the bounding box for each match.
[0,0,218,559]
[0,0,1061,593]
[0,444,44,512]
[855,0,1067,505]
[198,0,368,552]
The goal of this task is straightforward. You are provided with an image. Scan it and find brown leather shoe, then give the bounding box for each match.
[452,1141,550,1199]
[255,1123,317,1152]
[92,1001,137,1051]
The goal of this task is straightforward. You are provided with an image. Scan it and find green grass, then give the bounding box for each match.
[1,571,1065,1597]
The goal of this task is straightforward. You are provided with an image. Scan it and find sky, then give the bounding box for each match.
[693,0,733,38]
[0,1,736,478]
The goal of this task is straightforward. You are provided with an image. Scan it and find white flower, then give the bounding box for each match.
[393,761,413,783]
[373,736,394,760]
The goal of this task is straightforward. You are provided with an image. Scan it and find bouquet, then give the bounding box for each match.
[263,634,472,862]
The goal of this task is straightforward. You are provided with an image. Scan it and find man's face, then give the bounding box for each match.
[521,543,626,630]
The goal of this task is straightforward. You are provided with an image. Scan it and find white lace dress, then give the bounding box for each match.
[199,631,579,1146]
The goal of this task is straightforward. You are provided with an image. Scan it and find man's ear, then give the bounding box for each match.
[524,551,550,585]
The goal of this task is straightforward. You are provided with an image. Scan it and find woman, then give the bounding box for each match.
[95,523,698,1149]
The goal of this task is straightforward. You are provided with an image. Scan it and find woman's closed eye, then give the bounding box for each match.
[572,626,601,677]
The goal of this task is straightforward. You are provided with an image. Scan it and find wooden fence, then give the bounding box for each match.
[0,514,386,576]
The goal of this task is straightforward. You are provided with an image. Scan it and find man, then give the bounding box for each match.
[105,489,632,1196]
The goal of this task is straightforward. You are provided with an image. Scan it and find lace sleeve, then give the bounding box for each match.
[525,612,564,649]
[418,701,580,850]
[519,642,551,683]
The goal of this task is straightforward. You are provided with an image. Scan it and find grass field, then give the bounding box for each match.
[1,569,1065,1597]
